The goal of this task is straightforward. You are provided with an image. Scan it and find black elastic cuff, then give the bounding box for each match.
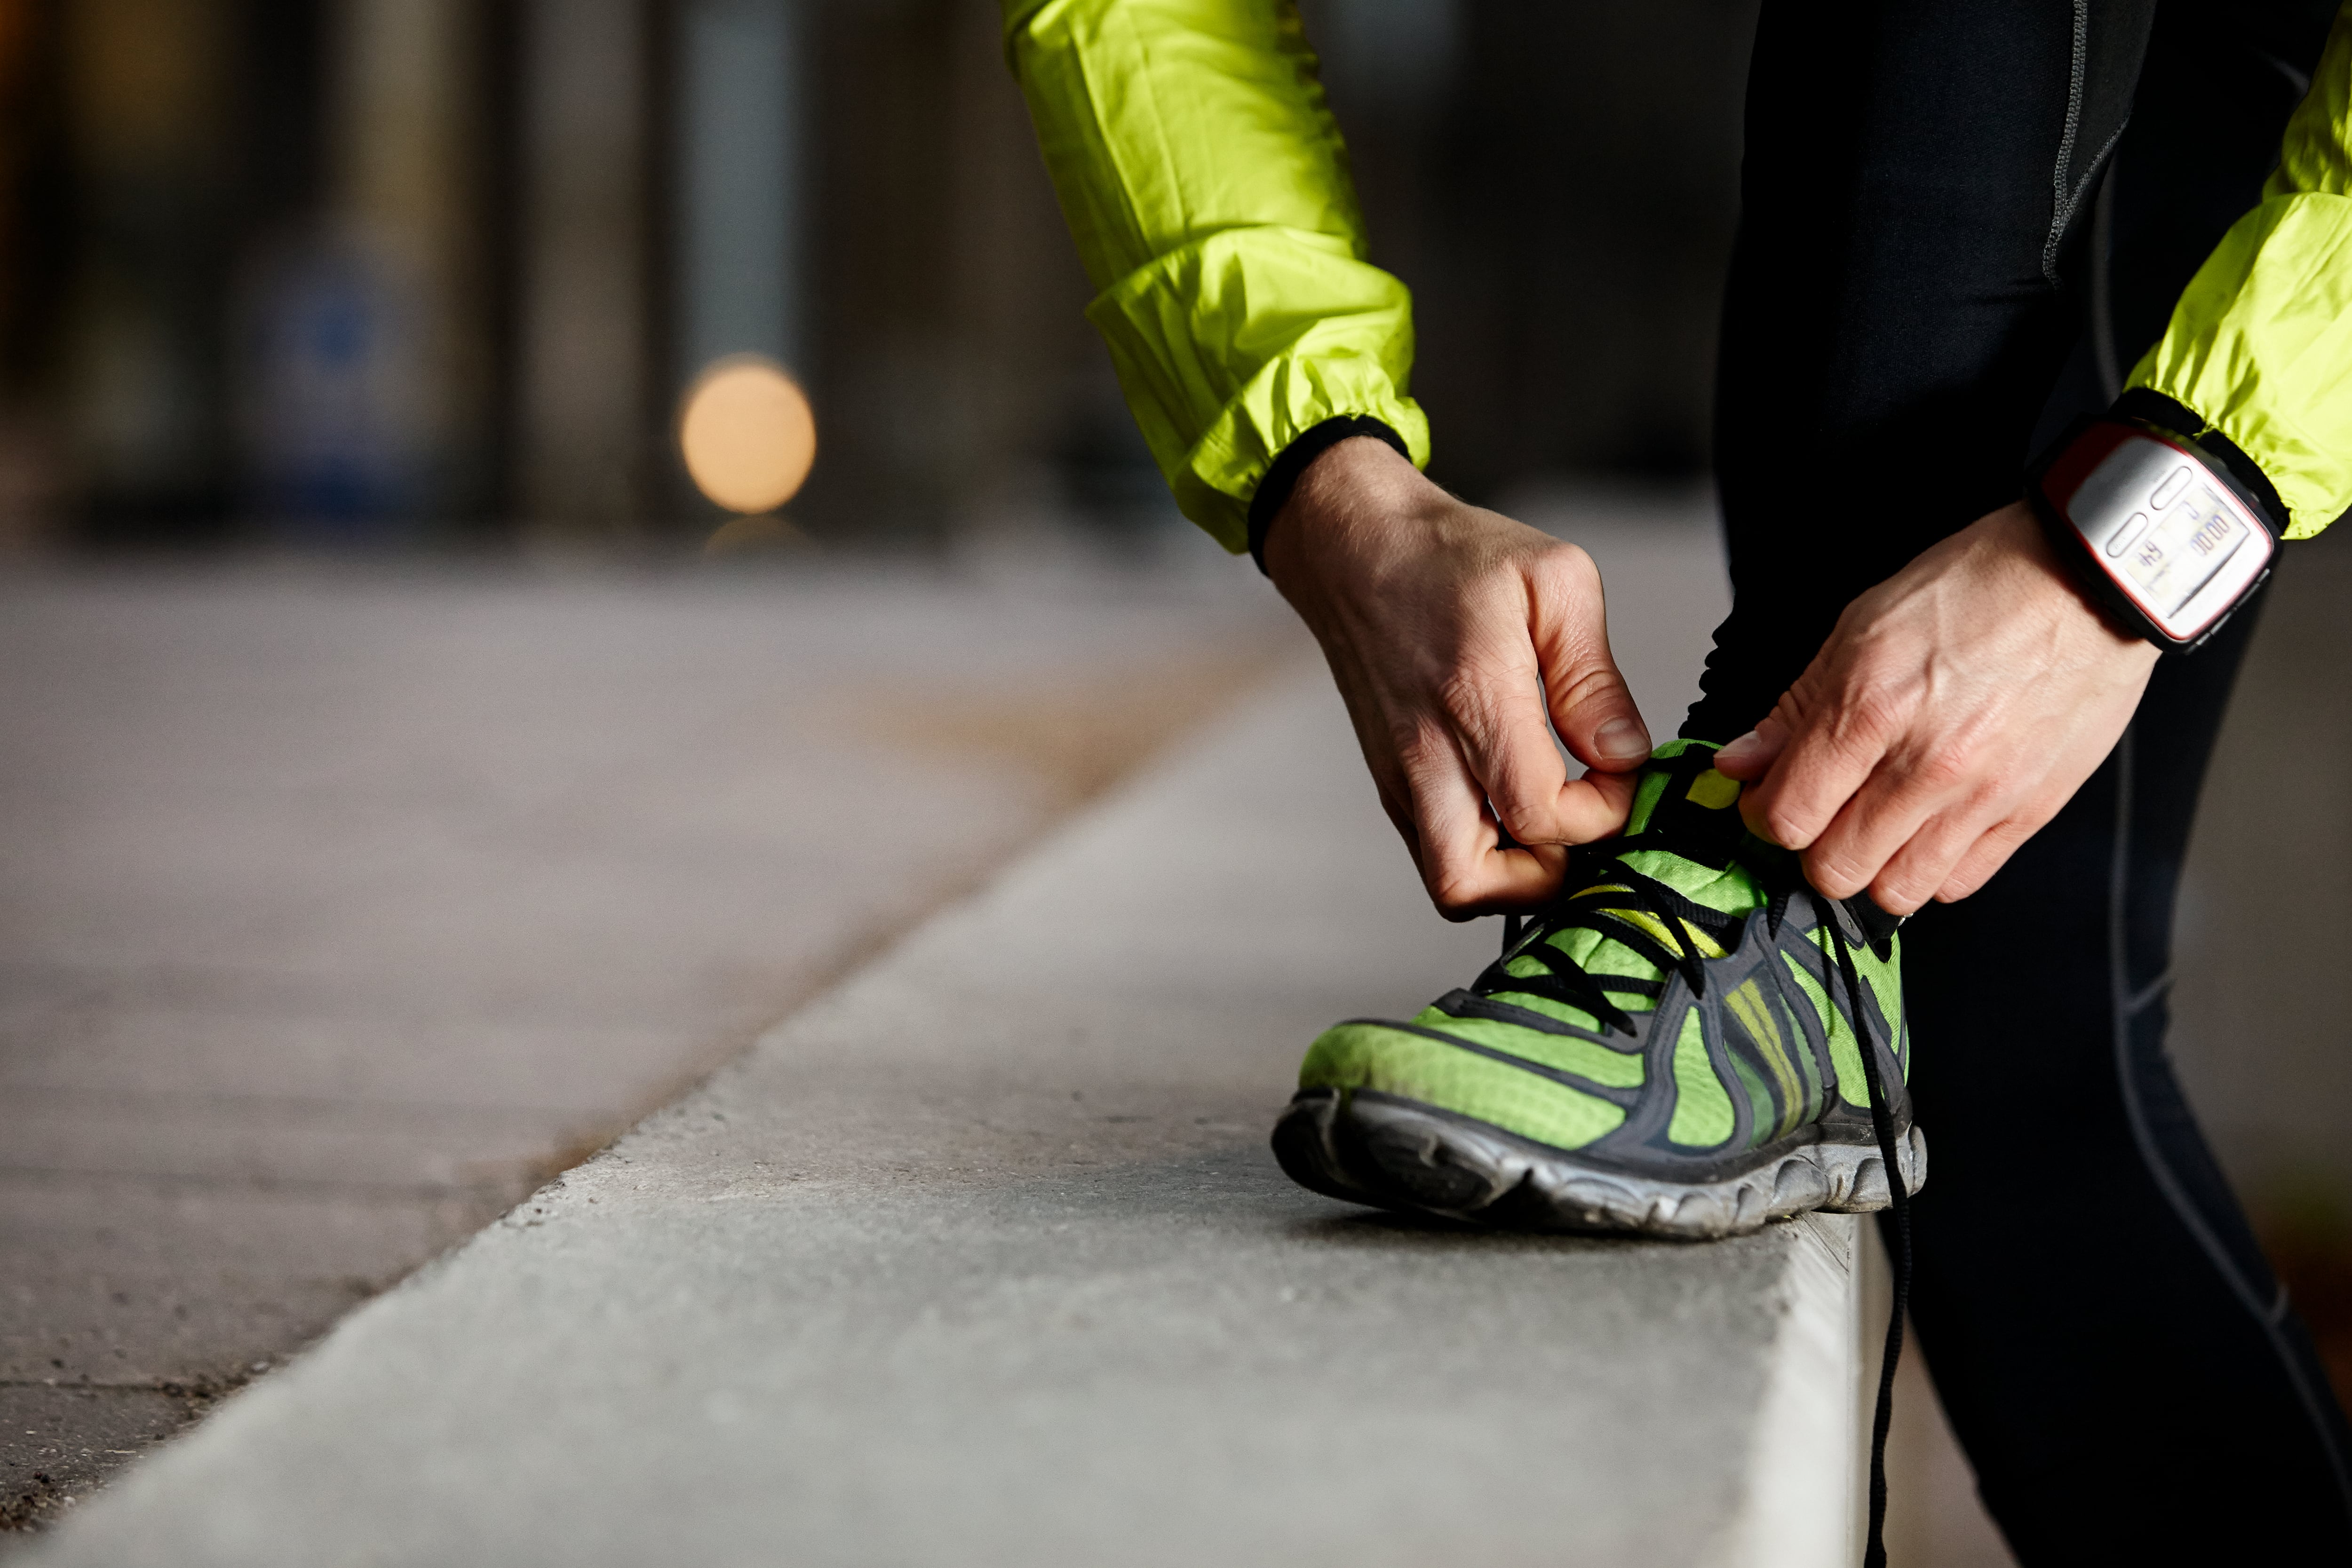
[2110,388,2289,536]
[1245,415,1412,575]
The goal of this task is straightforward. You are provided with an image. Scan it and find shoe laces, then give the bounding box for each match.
[1820,887,1911,1568]
[1488,814,1912,1568]
[1482,851,1742,1037]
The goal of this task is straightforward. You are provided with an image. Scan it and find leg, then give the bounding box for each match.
[1903,594,2352,1556]
[1689,0,2149,743]
[1704,0,2352,1555]
[1903,0,2352,1553]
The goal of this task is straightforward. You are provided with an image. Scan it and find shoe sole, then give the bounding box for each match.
[1271,1088,1929,1241]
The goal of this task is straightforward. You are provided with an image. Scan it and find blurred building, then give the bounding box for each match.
[0,0,1756,552]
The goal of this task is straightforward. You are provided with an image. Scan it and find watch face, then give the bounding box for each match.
[2111,475,2245,610]
[2045,425,2274,642]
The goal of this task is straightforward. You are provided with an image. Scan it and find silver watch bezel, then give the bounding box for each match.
[2037,422,2275,647]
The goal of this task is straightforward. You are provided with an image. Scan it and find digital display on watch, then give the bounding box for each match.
[2110,472,2247,615]
[2028,419,2275,651]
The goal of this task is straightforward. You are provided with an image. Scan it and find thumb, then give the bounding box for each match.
[1712,718,1788,780]
[1529,548,1651,772]
[1716,715,1793,844]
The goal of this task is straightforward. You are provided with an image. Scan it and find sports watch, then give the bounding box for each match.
[2026,414,2276,652]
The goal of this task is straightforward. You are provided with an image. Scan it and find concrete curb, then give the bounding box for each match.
[20,663,1869,1568]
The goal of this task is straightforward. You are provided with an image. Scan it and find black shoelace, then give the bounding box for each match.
[1817,892,1911,1568]
[1491,866,1740,1032]
[1496,844,1912,1568]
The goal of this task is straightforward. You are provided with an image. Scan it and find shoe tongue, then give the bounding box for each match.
[1623,739,1747,853]
[1489,743,1765,1029]
[1592,738,1776,923]
[1621,745,1902,945]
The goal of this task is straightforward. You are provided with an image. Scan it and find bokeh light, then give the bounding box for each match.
[678,355,817,514]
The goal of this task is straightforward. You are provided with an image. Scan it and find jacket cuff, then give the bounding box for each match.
[2109,388,2291,535]
[1244,416,1412,574]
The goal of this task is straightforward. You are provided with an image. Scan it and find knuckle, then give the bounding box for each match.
[1391,715,1453,775]
[1804,844,1865,893]
[1907,746,1971,795]
[1530,539,1598,591]
[1985,815,2034,849]
[1838,681,1912,748]
[1427,867,1488,920]
[1434,666,1494,725]
[1767,682,1820,731]
[1487,786,1544,831]
[1876,865,1935,910]
[1544,661,1624,715]
[1763,804,1817,849]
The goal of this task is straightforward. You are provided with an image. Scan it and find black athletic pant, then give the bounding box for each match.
[1685,0,2352,1557]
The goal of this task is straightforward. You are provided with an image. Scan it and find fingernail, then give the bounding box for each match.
[1594,716,1652,762]
[1716,729,1761,764]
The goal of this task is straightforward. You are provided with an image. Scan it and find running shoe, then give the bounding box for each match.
[1271,740,1927,1239]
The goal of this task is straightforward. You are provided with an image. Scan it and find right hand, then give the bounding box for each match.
[1261,437,1653,918]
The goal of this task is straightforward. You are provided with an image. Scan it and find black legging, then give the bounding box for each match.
[1686,0,2352,1556]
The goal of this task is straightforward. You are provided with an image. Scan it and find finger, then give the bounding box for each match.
[1857,800,1998,915]
[1796,752,1969,901]
[1336,673,1577,911]
[1526,546,1652,773]
[1868,757,2078,911]
[1327,676,1432,876]
[1369,773,1424,880]
[1557,763,1641,843]
[1401,724,1573,917]
[1735,692,1893,853]
[1714,720,1786,782]
[1445,656,1580,850]
[1450,676,1639,847]
[1931,802,2059,904]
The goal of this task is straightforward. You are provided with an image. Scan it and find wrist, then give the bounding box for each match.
[1986,502,2157,656]
[1259,436,1444,596]
[1248,417,1417,575]
[2024,412,2277,651]
[1986,509,2164,684]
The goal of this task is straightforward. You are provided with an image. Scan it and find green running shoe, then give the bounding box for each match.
[1271,741,1927,1240]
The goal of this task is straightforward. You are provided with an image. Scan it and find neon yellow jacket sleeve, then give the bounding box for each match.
[2130,2,2352,539]
[1001,0,1430,552]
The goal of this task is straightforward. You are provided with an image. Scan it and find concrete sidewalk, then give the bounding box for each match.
[0,552,1292,1522]
[20,657,1881,1568]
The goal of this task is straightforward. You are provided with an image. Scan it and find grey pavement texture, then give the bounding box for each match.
[0,548,1291,1522]
[0,504,2028,1563]
[18,657,1883,1568]
[34,496,2352,1562]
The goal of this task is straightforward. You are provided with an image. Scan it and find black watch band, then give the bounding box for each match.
[2025,412,2277,652]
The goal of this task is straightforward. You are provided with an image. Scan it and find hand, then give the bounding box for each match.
[1713,500,2159,914]
[1262,437,1652,918]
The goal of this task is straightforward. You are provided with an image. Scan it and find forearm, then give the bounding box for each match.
[1001,0,1430,550]
[2126,0,2352,539]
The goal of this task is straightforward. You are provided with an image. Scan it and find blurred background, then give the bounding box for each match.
[0,0,1747,554]
[0,1,2346,1561]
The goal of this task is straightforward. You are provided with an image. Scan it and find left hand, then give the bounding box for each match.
[1712,500,2161,915]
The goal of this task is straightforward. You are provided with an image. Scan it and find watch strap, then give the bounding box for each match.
[2026,413,2276,653]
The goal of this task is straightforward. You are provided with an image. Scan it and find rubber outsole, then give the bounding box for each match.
[1271,1088,1929,1241]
